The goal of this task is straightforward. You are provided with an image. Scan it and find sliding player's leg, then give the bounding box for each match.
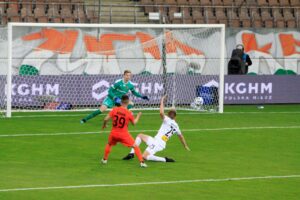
[122,133,150,160]
[81,98,112,123]
[143,150,175,163]
[143,139,175,163]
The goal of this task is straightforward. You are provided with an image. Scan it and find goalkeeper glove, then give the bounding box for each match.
[142,96,149,101]
[114,97,122,106]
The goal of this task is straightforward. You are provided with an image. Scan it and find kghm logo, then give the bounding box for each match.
[225,82,272,94]
[7,83,59,96]
[5,83,59,103]
[225,82,273,101]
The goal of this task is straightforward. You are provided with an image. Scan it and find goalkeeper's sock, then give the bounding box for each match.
[103,144,112,160]
[146,155,166,162]
[130,137,142,154]
[82,109,101,122]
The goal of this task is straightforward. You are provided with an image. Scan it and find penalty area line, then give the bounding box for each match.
[1,126,300,137]
[0,174,299,192]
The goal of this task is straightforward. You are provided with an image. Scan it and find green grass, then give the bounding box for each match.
[0,105,300,199]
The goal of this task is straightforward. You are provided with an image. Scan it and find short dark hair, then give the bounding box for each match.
[121,95,129,103]
[168,110,177,118]
[124,70,131,75]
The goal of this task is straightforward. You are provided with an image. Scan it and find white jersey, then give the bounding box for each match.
[154,116,182,147]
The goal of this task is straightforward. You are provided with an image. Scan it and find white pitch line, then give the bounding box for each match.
[8,111,300,118]
[0,174,299,192]
[1,126,300,137]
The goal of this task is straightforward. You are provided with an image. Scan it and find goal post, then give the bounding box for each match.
[3,23,225,117]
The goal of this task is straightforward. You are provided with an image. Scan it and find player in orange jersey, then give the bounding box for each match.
[101,95,147,168]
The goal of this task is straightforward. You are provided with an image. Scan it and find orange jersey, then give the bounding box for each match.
[109,106,134,135]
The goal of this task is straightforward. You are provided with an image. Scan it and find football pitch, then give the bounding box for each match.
[0,105,300,200]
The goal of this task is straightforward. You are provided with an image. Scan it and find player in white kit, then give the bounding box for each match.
[122,95,190,162]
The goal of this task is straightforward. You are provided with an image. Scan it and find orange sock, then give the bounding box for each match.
[133,146,144,162]
[104,144,112,160]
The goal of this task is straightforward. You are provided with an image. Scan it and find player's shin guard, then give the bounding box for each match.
[103,144,112,160]
[133,146,144,162]
[82,109,101,122]
[146,155,166,162]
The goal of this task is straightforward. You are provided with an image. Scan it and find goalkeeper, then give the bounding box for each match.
[80,70,149,123]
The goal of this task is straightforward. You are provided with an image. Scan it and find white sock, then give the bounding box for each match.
[130,137,142,154]
[146,155,166,162]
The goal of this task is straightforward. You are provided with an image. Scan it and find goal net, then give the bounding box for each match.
[2,23,225,117]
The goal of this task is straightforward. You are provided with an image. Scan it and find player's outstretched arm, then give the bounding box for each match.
[132,112,142,125]
[178,134,191,151]
[160,95,167,119]
[102,114,111,130]
[131,88,149,101]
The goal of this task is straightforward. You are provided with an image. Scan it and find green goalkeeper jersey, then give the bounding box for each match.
[108,79,142,99]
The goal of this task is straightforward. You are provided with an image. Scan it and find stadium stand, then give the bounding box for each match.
[0,0,299,27]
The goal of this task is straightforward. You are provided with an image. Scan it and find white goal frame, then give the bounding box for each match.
[6,23,225,117]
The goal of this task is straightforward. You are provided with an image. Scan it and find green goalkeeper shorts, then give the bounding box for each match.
[102,97,134,109]
[102,97,115,108]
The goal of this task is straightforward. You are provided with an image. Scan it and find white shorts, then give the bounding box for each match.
[145,136,165,155]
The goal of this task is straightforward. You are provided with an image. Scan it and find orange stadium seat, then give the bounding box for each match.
[177,0,189,5]
[257,0,268,6]
[223,0,234,6]
[250,7,262,28]
[261,9,274,28]
[204,8,218,23]
[51,17,62,23]
[192,7,203,20]
[268,0,280,6]
[0,0,7,11]
[217,9,228,25]
[142,0,154,13]
[235,0,245,6]
[10,16,22,22]
[290,0,300,6]
[189,0,200,5]
[37,16,49,23]
[227,8,240,27]
[21,0,34,11]
[23,16,36,23]
[239,8,251,28]
[154,0,164,4]
[168,6,179,21]
[200,0,212,6]
[165,0,177,5]
[34,7,46,18]
[181,7,191,18]
[48,6,60,18]
[21,7,33,19]
[213,0,223,6]
[283,9,296,28]
[6,6,18,17]
[1,15,8,25]
[279,0,290,6]
[273,8,285,28]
